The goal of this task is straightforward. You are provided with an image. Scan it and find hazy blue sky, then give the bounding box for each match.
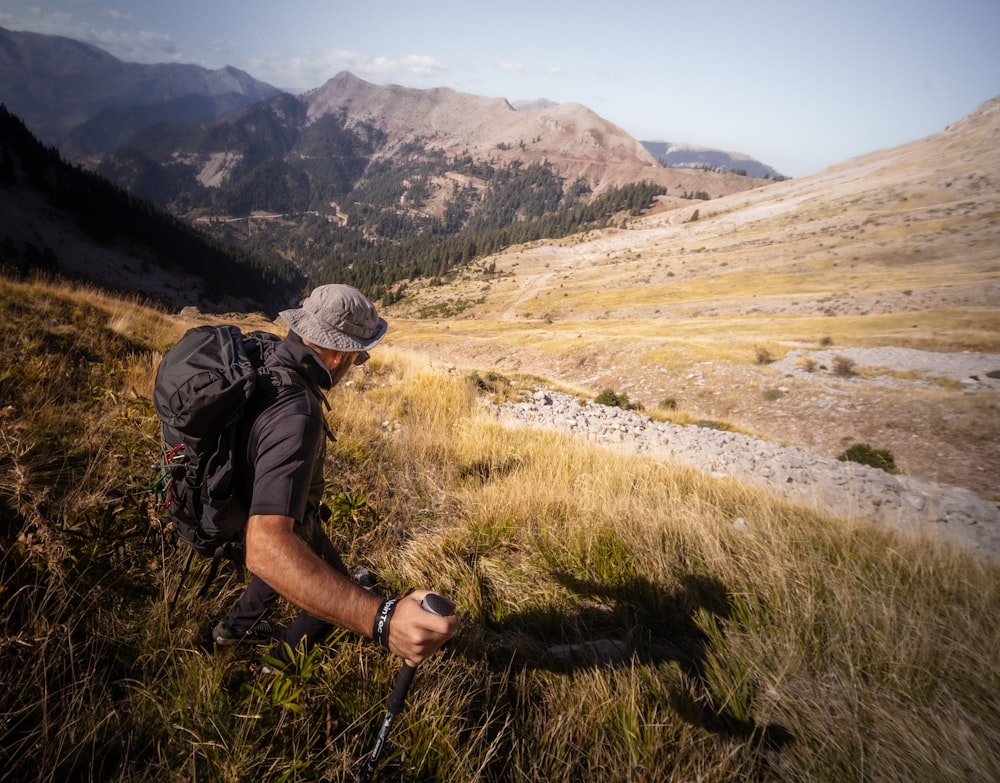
[2,1,998,177]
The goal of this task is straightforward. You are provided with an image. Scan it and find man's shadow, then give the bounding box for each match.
[462,570,794,772]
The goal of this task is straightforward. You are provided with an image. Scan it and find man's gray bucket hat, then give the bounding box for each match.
[280,284,388,352]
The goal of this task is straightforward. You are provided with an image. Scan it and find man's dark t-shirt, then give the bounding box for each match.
[236,332,333,526]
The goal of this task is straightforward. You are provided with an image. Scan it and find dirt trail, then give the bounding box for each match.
[499,271,555,320]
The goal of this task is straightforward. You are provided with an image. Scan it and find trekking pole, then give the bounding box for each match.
[356,593,456,783]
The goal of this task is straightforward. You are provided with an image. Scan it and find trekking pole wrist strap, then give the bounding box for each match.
[372,598,398,650]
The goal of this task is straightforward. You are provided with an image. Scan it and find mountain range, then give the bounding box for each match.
[0,27,281,156]
[84,68,770,222]
[1,26,795,307]
[0,26,779,183]
[640,141,784,179]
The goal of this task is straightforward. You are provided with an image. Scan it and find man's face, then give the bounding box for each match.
[328,350,368,387]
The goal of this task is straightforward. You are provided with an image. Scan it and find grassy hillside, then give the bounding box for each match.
[1,274,998,781]
[381,97,1000,499]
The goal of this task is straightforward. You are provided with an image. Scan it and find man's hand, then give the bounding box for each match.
[386,590,459,665]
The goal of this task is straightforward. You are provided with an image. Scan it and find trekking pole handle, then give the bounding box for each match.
[358,593,456,783]
[395,593,456,685]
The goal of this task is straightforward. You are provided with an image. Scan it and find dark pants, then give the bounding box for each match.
[224,516,349,654]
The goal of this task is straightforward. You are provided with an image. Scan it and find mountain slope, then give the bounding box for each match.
[0,26,283,155]
[0,27,765,203]
[641,140,785,179]
[303,72,762,198]
[382,95,1000,499]
[0,105,302,313]
[1,28,774,297]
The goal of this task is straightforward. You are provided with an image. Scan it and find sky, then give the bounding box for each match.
[2,1,998,177]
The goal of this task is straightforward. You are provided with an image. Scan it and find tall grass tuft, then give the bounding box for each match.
[2,275,999,781]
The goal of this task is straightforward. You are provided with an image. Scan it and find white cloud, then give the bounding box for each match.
[370,54,445,80]
[103,8,134,22]
[3,8,78,37]
[249,49,448,91]
[496,59,525,73]
[90,28,179,62]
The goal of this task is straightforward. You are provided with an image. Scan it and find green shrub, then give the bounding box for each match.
[837,443,899,474]
[469,370,511,395]
[595,388,642,410]
[832,355,856,377]
[594,388,619,406]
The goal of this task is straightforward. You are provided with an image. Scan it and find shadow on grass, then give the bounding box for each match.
[464,571,794,771]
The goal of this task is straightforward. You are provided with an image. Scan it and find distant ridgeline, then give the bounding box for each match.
[1,97,666,309]
[90,96,667,304]
[640,141,786,181]
[0,105,302,313]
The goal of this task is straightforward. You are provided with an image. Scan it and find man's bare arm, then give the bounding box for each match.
[245,513,379,637]
[244,514,458,662]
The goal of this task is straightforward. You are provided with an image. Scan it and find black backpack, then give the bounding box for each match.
[153,325,291,565]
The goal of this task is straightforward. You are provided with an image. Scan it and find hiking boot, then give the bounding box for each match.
[212,619,276,646]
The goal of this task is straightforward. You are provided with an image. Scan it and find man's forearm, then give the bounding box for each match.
[244,514,380,638]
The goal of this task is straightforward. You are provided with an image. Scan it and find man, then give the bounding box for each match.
[212,284,458,665]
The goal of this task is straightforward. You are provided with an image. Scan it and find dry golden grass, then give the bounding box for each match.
[3,275,1000,781]
[329,350,1000,782]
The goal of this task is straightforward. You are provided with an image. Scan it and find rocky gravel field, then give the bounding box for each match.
[490,381,1000,563]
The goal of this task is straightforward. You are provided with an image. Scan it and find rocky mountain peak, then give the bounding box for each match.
[302,72,675,193]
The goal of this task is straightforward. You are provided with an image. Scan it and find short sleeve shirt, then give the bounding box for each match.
[237,333,332,524]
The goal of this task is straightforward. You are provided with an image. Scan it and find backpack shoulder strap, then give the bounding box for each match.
[258,365,335,440]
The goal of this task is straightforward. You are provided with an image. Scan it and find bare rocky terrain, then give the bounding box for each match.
[391,335,1000,502]
[491,384,1000,561]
